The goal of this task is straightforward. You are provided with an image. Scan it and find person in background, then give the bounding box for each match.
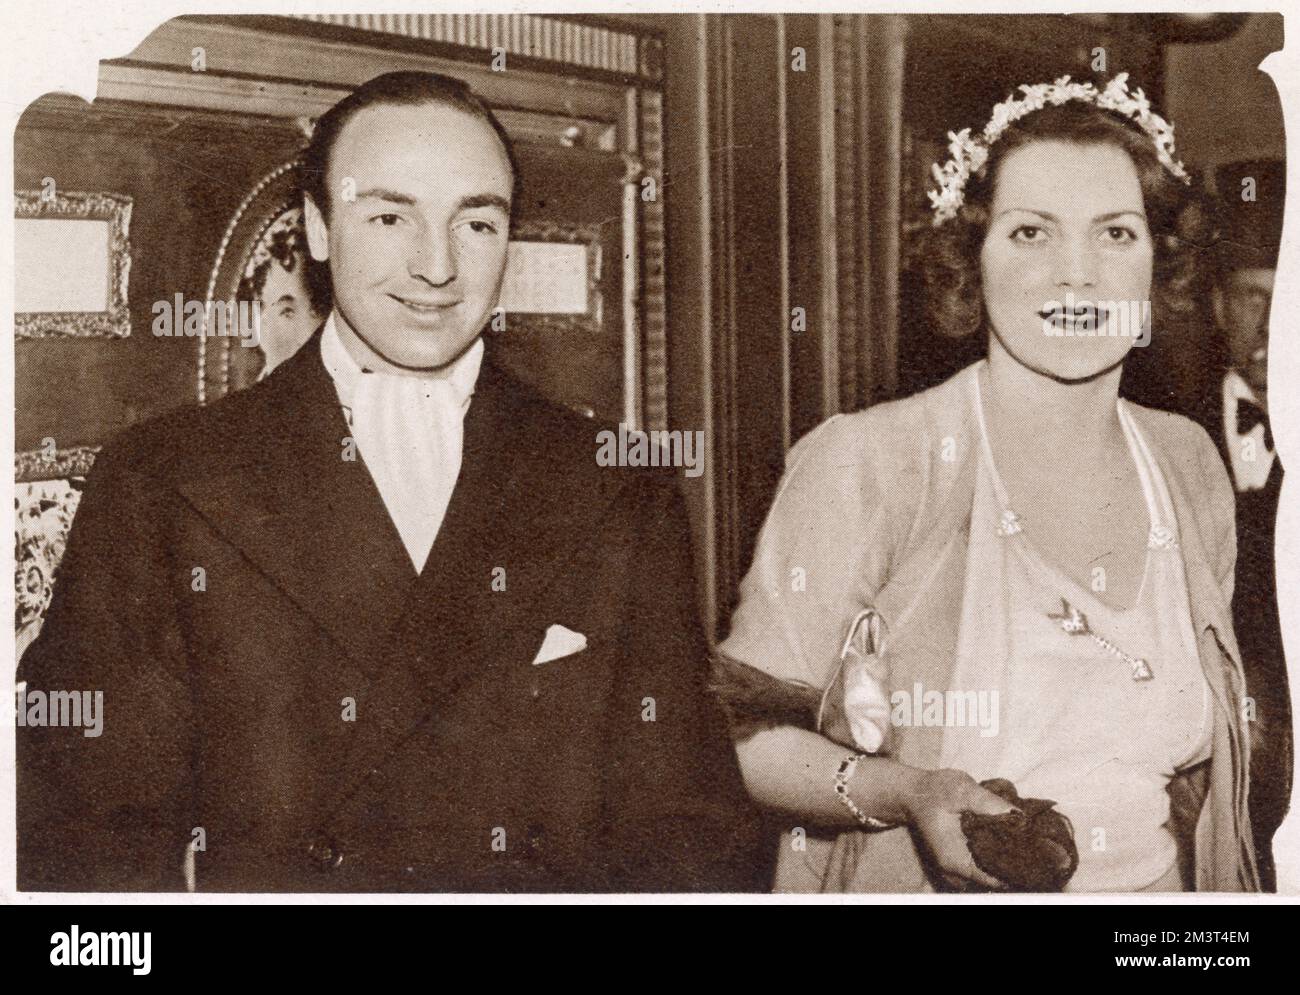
[1195,157,1290,890]
[235,207,331,378]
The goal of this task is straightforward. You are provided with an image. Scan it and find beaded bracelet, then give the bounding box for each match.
[834,752,892,830]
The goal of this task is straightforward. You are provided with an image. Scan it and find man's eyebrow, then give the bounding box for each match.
[456,193,511,214]
[354,188,418,206]
[271,294,297,306]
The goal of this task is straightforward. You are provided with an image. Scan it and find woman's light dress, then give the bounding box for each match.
[941,368,1211,891]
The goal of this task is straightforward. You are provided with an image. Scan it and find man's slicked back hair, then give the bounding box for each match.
[301,70,521,222]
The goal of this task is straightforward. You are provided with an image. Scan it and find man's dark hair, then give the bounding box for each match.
[301,70,521,223]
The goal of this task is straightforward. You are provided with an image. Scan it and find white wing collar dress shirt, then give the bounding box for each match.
[319,312,485,573]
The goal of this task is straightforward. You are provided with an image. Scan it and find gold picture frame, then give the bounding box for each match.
[14,190,133,339]
[499,218,604,335]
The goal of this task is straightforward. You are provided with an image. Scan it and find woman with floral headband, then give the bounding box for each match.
[717,75,1259,892]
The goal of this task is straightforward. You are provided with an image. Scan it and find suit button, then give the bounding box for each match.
[306,834,344,870]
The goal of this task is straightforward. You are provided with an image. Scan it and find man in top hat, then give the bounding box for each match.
[1196,157,1290,890]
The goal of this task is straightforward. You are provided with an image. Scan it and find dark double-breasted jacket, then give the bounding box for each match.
[17,330,764,893]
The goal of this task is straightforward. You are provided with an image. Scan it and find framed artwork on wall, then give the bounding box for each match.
[14,189,132,340]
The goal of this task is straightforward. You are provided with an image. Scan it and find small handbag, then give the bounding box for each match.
[817,607,893,754]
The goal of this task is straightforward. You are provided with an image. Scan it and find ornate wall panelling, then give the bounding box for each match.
[700,14,789,626]
[698,13,909,635]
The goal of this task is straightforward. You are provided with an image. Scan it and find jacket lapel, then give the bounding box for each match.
[176,330,416,668]
[325,359,620,816]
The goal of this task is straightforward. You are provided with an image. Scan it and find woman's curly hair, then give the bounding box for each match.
[910,101,1215,340]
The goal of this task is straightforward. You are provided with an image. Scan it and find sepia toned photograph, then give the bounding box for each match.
[4,4,1295,910]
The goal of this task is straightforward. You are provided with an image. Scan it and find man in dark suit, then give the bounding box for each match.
[17,71,762,893]
[1195,158,1290,891]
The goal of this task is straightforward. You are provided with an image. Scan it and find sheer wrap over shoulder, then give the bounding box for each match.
[716,362,1259,893]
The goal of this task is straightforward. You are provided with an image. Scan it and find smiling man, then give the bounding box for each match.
[17,71,762,893]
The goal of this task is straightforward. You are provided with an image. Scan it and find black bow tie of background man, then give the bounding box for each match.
[1236,398,1274,451]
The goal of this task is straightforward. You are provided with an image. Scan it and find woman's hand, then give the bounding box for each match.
[904,768,1018,891]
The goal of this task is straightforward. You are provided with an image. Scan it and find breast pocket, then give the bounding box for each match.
[506,632,614,823]
[521,633,611,705]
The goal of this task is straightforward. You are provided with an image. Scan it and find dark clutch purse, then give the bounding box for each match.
[959,778,1079,892]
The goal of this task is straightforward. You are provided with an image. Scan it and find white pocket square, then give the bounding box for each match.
[531,624,588,665]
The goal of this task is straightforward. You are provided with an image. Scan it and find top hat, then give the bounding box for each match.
[1214,158,1285,272]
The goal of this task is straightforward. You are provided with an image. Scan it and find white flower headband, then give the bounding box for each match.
[927,73,1189,226]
